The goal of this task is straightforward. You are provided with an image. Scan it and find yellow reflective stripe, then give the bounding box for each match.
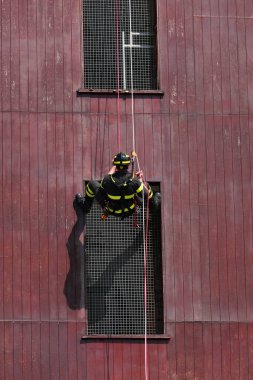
[129,203,135,209]
[115,209,122,214]
[122,160,130,164]
[108,194,121,200]
[87,184,94,195]
[108,207,114,213]
[136,183,144,193]
[124,194,134,199]
[86,190,95,198]
[113,161,120,165]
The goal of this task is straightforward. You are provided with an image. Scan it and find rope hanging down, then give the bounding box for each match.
[115,2,149,379]
[115,0,121,151]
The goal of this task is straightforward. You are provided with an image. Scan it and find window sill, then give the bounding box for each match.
[77,88,164,97]
[80,334,171,343]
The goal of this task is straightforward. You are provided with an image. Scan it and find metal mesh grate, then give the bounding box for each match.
[83,0,157,90]
[85,184,163,335]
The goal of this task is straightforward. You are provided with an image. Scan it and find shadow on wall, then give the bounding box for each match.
[63,201,86,312]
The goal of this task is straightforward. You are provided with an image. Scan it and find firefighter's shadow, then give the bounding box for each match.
[64,202,144,324]
[64,202,86,310]
[87,228,143,327]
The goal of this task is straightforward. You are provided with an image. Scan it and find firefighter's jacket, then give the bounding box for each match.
[97,170,153,217]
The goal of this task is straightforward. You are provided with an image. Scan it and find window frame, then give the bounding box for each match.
[78,0,164,96]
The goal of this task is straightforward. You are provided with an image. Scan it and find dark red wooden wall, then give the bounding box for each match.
[1,0,253,378]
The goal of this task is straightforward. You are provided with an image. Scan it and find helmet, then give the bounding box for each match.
[113,152,131,169]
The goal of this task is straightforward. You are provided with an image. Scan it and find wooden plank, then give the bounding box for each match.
[86,342,97,380]
[45,0,56,112]
[13,323,23,380]
[188,115,202,320]
[167,0,177,114]
[237,11,249,115]
[56,113,68,319]
[241,115,253,320]
[179,115,194,320]
[212,323,222,379]
[229,323,240,380]
[59,323,69,380]
[28,0,38,111]
[193,323,204,379]
[47,113,58,319]
[203,323,213,379]
[67,323,78,380]
[113,341,123,380]
[245,0,253,114]
[0,324,4,379]
[228,2,240,115]
[157,0,169,113]
[231,116,247,321]
[201,0,214,115]
[184,0,196,114]
[196,115,211,320]
[3,112,13,319]
[175,323,186,378]
[223,116,238,321]
[219,3,231,114]
[54,0,64,112]
[152,114,162,181]
[248,323,253,378]
[20,112,31,319]
[63,0,73,112]
[214,115,229,321]
[166,323,177,379]
[31,323,42,380]
[122,342,132,380]
[175,0,187,115]
[157,340,168,380]
[220,323,232,379]
[210,0,222,115]
[193,2,205,115]
[22,322,32,380]
[171,115,184,321]
[1,0,11,110]
[37,0,47,112]
[10,0,20,111]
[131,342,141,380]
[38,113,49,318]
[11,112,22,319]
[4,322,14,379]
[19,0,29,111]
[29,114,40,319]
[81,114,92,180]
[239,323,249,380]
[40,322,51,380]
[205,115,220,321]
[72,0,82,113]
[95,342,106,380]
[184,323,195,379]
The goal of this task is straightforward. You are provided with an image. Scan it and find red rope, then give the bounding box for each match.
[115,0,121,151]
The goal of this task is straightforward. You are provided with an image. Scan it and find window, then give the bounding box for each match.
[85,183,163,335]
[83,0,157,91]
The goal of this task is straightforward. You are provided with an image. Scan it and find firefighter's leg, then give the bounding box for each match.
[74,180,100,213]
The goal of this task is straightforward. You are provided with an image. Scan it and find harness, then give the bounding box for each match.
[102,174,136,219]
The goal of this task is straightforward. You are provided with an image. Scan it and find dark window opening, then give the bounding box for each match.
[83,0,158,90]
[85,182,163,335]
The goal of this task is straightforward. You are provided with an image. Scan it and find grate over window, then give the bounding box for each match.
[83,0,157,90]
[85,183,163,335]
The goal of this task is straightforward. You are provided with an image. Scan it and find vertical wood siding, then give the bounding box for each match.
[1,0,253,378]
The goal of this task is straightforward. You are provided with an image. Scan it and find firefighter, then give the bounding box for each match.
[74,152,161,219]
